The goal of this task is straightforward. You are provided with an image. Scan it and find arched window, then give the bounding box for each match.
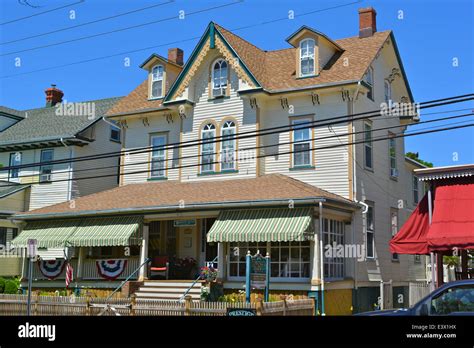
[212,59,228,97]
[151,65,164,98]
[201,123,216,172]
[300,39,315,77]
[221,120,236,170]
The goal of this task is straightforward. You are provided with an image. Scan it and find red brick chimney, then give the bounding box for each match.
[359,7,377,38]
[168,48,184,66]
[45,84,64,107]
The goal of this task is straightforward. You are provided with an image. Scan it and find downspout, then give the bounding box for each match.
[60,138,73,201]
[428,184,436,291]
[319,201,325,316]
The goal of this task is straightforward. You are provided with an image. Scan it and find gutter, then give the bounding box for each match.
[106,106,170,119]
[13,196,361,221]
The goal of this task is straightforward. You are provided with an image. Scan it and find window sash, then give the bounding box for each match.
[323,219,345,279]
[364,123,373,169]
[221,127,235,170]
[40,150,53,182]
[9,153,21,179]
[292,119,312,167]
[389,137,397,173]
[150,135,166,177]
[212,61,228,91]
[413,176,419,204]
[228,241,311,280]
[300,40,315,76]
[202,129,215,172]
[366,205,375,258]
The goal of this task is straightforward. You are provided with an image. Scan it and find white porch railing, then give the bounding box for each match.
[30,258,140,281]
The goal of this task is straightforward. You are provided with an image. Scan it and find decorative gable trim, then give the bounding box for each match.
[164,22,261,103]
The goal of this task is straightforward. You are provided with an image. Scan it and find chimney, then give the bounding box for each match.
[168,48,184,66]
[45,84,64,107]
[359,7,377,38]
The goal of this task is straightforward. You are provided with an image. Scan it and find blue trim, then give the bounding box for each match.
[209,22,215,49]
[290,165,315,171]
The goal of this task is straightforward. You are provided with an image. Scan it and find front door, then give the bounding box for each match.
[177,226,197,259]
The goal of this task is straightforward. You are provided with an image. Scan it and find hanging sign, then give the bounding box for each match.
[174,219,196,227]
[250,253,267,290]
[227,308,257,316]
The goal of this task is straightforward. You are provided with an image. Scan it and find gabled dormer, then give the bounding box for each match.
[286,25,343,78]
[140,48,184,100]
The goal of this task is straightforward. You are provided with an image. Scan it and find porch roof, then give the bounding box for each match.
[207,207,314,242]
[14,174,358,220]
[12,216,143,248]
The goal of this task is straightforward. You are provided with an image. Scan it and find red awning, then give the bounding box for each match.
[426,178,474,251]
[390,194,430,255]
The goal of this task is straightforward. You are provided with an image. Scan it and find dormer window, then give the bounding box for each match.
[211,59,228,97]
[151,65,164,99]
[300,38,315,77]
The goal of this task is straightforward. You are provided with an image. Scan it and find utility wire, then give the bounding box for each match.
[0,0,363,79]
[0,0,85,26]
[1,121,472,188]
[2,94,472,172]
[0,1,242,57]
[0,1,174,45]
[5,110,473,181]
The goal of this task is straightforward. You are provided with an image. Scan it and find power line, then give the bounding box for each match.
[0,0,85,26]
[1,120,472,188]
[6,110,473,181]
[0,1,242,57]
[0,0,363,79]
[0,1,174,45]
[2,94,472,171]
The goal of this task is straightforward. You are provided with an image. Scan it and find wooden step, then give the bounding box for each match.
[143,281,200,288]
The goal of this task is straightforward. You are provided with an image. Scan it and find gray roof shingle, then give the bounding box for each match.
[0,97,122,146]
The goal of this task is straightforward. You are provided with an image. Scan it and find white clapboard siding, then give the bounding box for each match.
[73,120,121,197]
[260,94,350,198]
[180,54,257,182]
[122,113,181,185]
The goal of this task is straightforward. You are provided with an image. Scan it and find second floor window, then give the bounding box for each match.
[300,39,315,77]
[389,134,397,177]
[391,208,399,261]
[364,122,373,170]
[150,135,166,178]
[292,118,312,167]
[366,203,375,258]
[221,121,236,170]
[384,80,391,103]
[110,125,121,142]
[151,65,164,98]
[366,67,374,100]
[212,59,228,97]
[39,149,54,183]
[413,175,419,204]
[201,123,216,173]
[9,152,21,180]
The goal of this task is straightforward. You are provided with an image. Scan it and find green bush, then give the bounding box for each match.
[0,277,6,293]
[4,279,19,294]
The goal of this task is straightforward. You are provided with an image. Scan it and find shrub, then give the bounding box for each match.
[0,277,6,293]
[4,279,19,294]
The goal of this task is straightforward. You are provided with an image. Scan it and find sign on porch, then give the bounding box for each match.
[245,250,270,302]
[173,219,196,227]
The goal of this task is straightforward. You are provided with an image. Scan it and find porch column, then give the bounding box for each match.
[76,247,85,280]
[138,224,149,281]
[310,228,320,286]
[217,242,225,280]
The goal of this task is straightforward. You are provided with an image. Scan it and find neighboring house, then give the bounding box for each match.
[12,8,426,313]
[0,85,122,277]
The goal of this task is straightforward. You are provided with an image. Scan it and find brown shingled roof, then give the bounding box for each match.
[16,174,356,219]
[107,23,391,116]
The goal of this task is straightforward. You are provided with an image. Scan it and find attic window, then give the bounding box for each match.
[151,65,164,99]
[212,59,228,97]
[365,67,374,100]
[300,38,315,77]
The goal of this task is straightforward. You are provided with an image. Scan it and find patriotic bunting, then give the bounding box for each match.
[96,259,128,280]
[38,260,65,280]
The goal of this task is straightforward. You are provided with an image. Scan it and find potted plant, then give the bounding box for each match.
[200,266,218,283]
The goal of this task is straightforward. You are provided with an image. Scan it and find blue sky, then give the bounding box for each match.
[0,0,472,166]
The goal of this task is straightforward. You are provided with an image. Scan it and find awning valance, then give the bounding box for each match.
[67,216,143,247]
[11,220,81,248]
[12,216,143,248]
[427,179,474,251]
[207,207,314,242]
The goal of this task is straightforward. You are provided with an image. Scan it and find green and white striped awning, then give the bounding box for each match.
[207,207,314,242]
[11,220,81,248]
[67,216,143,247]
[11,216,143,248]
